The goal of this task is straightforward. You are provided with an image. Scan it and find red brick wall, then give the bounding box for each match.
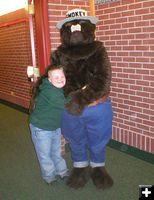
[0,9,32,108]
[95,0,154,153]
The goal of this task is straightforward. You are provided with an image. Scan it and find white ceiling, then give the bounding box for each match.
[0,0,28,16]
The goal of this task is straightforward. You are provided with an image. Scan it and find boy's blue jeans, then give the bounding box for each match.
[61,98,113,168]
[29,124,68,183]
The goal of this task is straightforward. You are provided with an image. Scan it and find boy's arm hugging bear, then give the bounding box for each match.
[51,11,111,115]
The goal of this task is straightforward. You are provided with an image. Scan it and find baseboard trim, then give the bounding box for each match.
[108,140,154,164]
[0,99,29,114]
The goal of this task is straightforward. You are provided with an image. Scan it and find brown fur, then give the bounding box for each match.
[91,167,113,189]
[51,20,111,115]
[66,167,89,189]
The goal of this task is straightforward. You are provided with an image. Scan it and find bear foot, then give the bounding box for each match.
[91,167,113,189]
[66,167,89,189]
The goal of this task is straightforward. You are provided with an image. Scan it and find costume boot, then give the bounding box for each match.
[91,166,113,189]
[66,167,89,189]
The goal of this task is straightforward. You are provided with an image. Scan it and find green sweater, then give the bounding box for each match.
[30,78,67,131]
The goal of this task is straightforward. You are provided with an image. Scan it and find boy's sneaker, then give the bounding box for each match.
[45,177,57,185]
[60,171,70,181]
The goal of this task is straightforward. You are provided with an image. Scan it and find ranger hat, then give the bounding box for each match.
[57,8,98,29]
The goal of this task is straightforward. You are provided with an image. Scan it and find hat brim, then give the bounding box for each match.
[57,16,98,29]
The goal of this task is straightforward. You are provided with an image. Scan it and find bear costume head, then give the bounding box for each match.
[57,9,98,47]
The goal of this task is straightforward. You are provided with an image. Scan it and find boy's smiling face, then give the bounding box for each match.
[48,68,66,88]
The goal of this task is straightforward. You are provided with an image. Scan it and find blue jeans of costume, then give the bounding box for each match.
[30,124,68,183]
[61,98,113,168]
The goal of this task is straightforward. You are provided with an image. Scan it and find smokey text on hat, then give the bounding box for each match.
[66,9,87,18]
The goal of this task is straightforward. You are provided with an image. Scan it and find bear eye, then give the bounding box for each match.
[79,20,87,25]
[64,22,72,27]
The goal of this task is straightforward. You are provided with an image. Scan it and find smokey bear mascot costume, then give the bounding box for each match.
[51,8,113,189]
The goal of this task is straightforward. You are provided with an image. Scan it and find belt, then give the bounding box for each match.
[88,95,108,106]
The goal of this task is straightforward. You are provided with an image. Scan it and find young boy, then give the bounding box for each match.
[29,65,69,184]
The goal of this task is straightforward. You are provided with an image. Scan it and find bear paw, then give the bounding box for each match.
[91,167,113,189]
[66,167,89,189]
